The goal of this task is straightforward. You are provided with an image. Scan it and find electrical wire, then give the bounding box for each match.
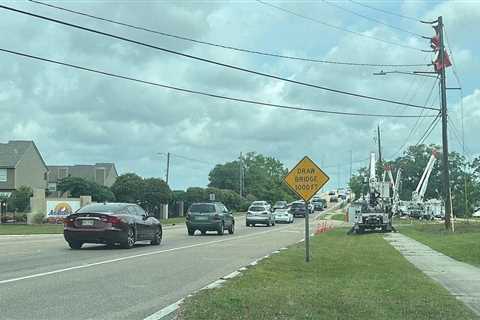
[415,112,441,146]
[28,0,431,69]
[321,0,427,38]
[255,0,425,52]
[388,78,439,158]
[0,5,439,111]
[348,0,424,23]
[170,153,215,166]
[0,47,437,119]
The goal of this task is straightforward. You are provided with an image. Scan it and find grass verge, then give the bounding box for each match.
[330,212,345,221]
[0,224,63,235]
[399,222,480,267]
[179,228,476,320]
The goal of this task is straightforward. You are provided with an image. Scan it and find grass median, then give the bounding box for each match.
[0,224,64,235]
[179,228,475,320]
[399,222,480,267]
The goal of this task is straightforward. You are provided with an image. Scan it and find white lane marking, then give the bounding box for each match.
[143,298,184,320]
[0,224,289,285]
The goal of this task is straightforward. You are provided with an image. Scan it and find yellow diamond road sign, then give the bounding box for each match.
[284,156,330,202]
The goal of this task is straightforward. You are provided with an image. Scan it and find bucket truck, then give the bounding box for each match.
[407,150,438,219]
[348,152,394,234]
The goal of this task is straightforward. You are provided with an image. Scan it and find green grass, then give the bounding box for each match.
[399,222,480,267]
[179,228,476,320]
[0,224,64,235]
[330,212,346,221]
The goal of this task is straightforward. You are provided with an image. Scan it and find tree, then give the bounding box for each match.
[111,173,144,203]
[142,178,172,214]
[208,152,296,203]
[7,186,32,212]
[57,177,115,202]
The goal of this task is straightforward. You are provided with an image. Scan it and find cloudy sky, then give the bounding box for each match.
[0,0,478,191]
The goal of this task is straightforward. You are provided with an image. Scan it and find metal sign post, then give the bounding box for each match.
[305,199,310,262]
[284,156,329,263]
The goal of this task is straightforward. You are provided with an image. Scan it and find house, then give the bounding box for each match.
[47,163,118,193]
[0,141,48,197]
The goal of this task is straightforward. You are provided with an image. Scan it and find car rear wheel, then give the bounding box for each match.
[228,223,234,234]
[120,227,135,249]
[217,222,224,235]
[151,227,162,245]
[68,240,83,250]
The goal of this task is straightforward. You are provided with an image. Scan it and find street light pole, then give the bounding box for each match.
[166,152,170,185]
[438,16,452,230]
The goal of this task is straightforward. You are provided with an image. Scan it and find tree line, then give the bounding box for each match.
[3,151,298,216]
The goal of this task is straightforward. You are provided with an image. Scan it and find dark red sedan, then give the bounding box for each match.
[64,202,162,249]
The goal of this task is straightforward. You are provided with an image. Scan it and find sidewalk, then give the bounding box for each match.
[385,232,480,317]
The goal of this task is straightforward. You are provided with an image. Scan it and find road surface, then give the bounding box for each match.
[0,201,339,320]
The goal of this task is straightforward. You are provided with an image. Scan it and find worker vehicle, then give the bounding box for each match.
[186,202,234,235]
[63,202,162,249]
[348,152,394,234]
[246,205,275,227]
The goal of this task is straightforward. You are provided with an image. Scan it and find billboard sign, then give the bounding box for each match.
[46,200,80,218]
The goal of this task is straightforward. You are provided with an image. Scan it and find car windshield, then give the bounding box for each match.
[76,203,126,213]
[291,203,305,208]
[189,204,216,213]
[274,202,286,206]
[276,209,288,213]
[249,206,266,212]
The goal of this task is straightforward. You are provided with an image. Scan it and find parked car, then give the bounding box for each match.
[290,202,308,218]
[246,205,275,227]
[273,201,288,211]
[274,208,294,223]
[328,191,336,196]
[186,202,234,236]
[63,202,162,249]
[330,196,338,203]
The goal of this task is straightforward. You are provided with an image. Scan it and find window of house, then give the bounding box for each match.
[0,169,7,182]
[48,183,57,192]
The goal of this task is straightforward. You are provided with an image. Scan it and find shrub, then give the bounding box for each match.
[32,212,45,224]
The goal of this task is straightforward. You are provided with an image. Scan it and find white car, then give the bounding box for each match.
[472,210,480,218]
[274,208,294,223]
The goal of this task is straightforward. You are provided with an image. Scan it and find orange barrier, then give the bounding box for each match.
[314,220,334,235]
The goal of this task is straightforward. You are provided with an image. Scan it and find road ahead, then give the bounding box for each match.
[0,202,339,320]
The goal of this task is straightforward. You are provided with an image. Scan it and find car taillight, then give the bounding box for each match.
[102,216,122,225]
[64,217,75,227]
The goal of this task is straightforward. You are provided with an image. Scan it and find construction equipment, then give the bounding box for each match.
[348,152,395,234]
[407,150,439,219]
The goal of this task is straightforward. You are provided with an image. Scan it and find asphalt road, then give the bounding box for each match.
[0,200,340,320]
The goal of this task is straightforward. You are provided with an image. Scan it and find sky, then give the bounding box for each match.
[0,0,479,191]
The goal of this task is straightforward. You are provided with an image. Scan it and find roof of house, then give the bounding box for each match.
[47,163,118,177]
[0,141,47,169]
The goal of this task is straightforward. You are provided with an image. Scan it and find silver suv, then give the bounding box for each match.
[246,205,275,227]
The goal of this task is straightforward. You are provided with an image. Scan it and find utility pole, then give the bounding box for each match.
[438,16,452,230]
[239,152,243,197]
[166,152,170,185]
[349,150,353,182]
[377,124,382,164]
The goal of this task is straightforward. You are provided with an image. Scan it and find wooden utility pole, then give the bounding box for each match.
[438,16,452,230]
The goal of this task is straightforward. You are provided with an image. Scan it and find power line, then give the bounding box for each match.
[255,0,425,52]
[170,153,216,166]
[415,113,441,146]
[28,0,430,69]
[348,0,423,23]
[321,0,427,38]
[0,47,436,119]
[387,77,439,158]
[0,5,439,112]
